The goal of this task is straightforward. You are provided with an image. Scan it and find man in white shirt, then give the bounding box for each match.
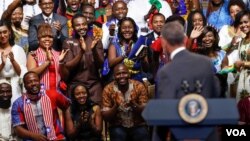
[0,79,17,141]
[102,0,128,50]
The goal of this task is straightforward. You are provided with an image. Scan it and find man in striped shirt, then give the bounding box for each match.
[11,71,71,141]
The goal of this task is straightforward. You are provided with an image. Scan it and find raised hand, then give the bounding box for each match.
[90,38,101,49]
[190,26,204,39]
[52,20,62,34]
[24,15,32,23]
[8,52,15,63]
[1,52,7,65]
[80,111,90,124]
[46,48,52,61]
[231,34,242,47]
[234,60,244,71]
[59,49,69,62]
[144,5,156,21]
[80,36,87,51]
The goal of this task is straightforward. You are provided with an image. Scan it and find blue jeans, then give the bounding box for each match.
[109,125,151,141]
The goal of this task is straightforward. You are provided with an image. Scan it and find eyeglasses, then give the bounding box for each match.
[40,2,53,7]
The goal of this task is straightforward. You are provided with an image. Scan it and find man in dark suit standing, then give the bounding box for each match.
[28,0,68,51]
[154,21,221,140]
[145,13,165,83]
[157,21,220,99]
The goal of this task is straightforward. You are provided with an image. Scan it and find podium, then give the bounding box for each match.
[142,98,239,141]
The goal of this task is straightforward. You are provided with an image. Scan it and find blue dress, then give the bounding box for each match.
[112,37,148,82]
[207,0,232,31]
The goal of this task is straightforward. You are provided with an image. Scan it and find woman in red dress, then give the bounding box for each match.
[27,23,68,91]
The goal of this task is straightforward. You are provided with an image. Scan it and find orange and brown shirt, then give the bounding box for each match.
[102,79,149,127]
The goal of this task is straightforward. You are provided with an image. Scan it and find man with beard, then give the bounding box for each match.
[11,71,71,141]
[102,64,150,141]
[101,0,128,50]
[60,14,104,104]
[0,79,18,140]
[28,0,68,51]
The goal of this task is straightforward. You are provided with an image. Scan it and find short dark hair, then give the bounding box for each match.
[165,14,185,27]
[161,21,185,46]
[151,13,165,24]
[81,3,95,12]
[71,13,86,27]
[114,63,128,73]
[112,0,127,11]
[0,20,15,46]
[39,0,54,4]
[23,71,39,84]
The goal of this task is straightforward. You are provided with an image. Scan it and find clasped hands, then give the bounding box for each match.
[79,36,100,52]
[112,100,140,112]
[1,51,15,65]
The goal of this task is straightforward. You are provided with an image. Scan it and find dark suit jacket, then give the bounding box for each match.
[156,49,220,99]
[145,32,160,83]
[28,13,68,51]
[154,49,221,141]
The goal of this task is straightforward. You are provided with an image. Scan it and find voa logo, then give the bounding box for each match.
[226,129,246,136]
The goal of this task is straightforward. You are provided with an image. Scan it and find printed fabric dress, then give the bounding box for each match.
[236,41,250,102]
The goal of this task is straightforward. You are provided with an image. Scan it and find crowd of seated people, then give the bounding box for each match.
[0,0,250,140]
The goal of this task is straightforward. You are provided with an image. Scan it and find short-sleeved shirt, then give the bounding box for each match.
[102,79,148,127]
[11,90,70,140]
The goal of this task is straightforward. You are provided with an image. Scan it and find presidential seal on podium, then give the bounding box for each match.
[178,94,208,124]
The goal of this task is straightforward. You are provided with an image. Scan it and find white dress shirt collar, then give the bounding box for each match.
[170,47,186,60]
[42,13,53,23]
[153,32,159,39]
